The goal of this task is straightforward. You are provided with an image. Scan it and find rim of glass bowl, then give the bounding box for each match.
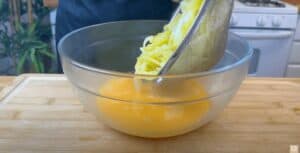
[58,20,253,104]
[58,20,253,80]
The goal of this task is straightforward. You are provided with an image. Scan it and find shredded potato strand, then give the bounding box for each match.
[135,0,204,75]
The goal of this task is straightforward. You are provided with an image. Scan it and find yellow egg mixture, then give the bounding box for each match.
[96,0,210,138]
[97,79,210,138]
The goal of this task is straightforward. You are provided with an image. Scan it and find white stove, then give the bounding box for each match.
[232,1,298,29]
[234,1,296,14]
[230,0,298,77]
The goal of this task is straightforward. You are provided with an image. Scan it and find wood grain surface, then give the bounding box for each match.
[0,74,299,153]
[0,76,15,91]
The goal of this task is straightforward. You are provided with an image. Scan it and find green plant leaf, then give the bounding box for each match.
[16,52,29,74]
[37,49,55,59]
[29,41,47,49]
[30,48,40,73]
[37,55,45,73]
[28,23,36,33]
[28,23,37,37]
[15,23,25,33]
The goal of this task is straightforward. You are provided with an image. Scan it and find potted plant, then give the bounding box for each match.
[0,0,55,75]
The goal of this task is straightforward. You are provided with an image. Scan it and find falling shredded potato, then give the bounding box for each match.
[135,0,204,75]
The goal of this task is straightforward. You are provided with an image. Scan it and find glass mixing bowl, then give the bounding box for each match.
[58,20,252,138]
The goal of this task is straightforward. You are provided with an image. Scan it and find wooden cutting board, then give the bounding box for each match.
[0,74,299,153]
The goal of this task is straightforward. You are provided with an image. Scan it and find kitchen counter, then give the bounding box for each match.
[0,74,299,153]
[286,0,300,77]
[0,76,15,91]
[283,0,300,12]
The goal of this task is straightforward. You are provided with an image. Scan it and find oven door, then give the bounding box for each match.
[230,29,294,77]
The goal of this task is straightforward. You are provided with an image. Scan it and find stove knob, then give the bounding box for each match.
[256,17,266,27]
[230,15,238,26]
[272,17,281,27]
